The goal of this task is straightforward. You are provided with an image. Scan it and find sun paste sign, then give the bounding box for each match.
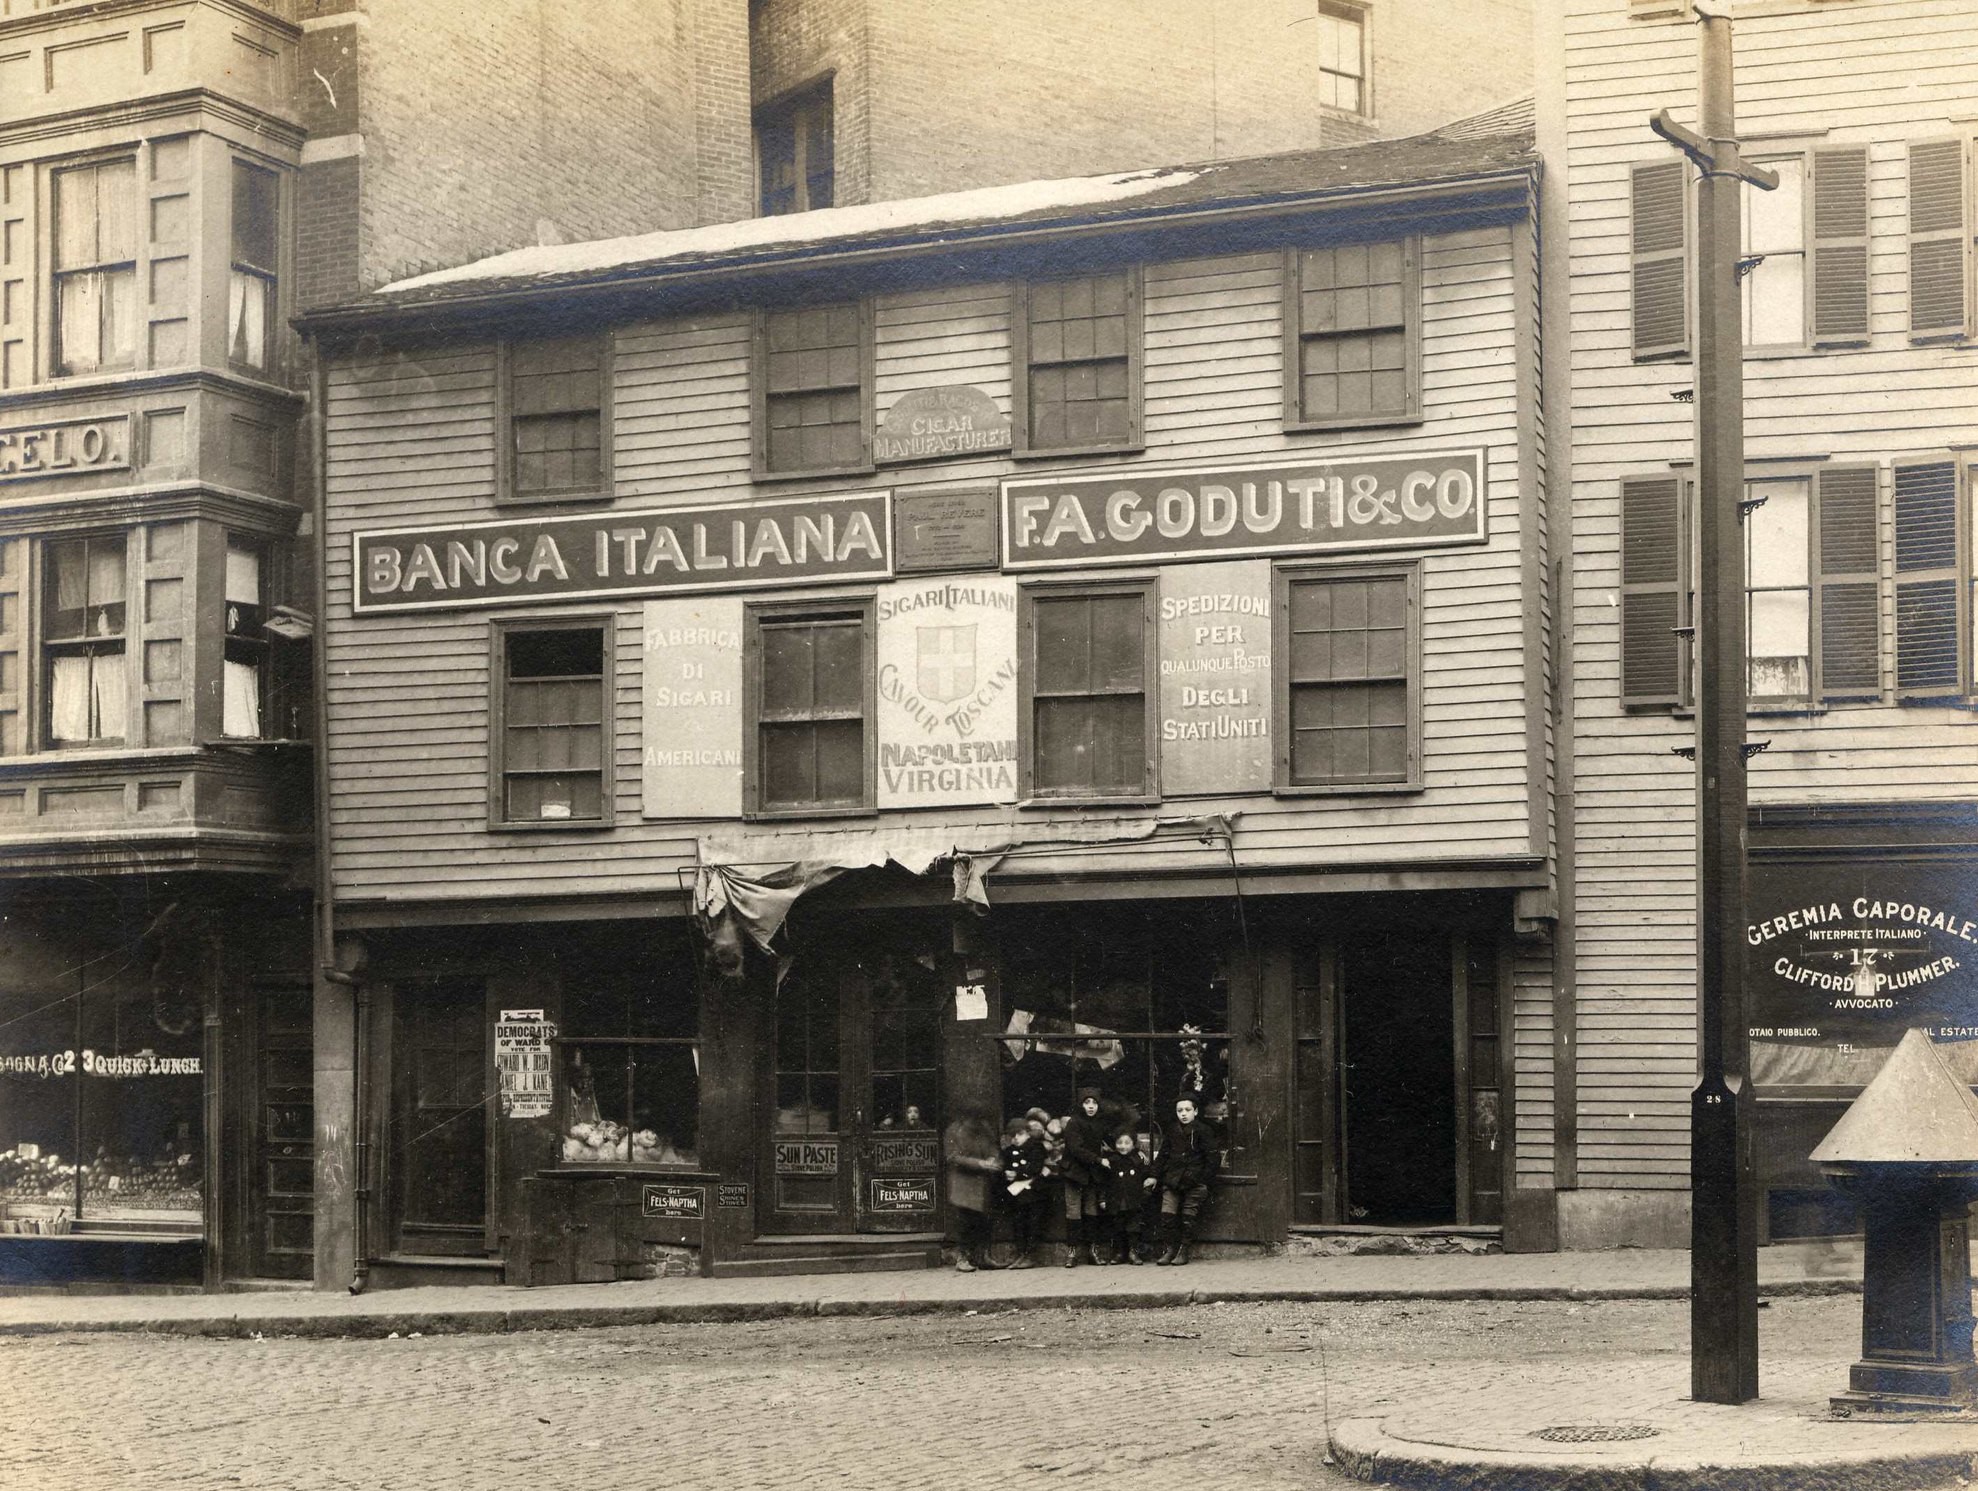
[876,576,1019,808]
[353,492,891,612]
[1157,560,1271,794]
[1001,451,1486,568]
[642,596,744,818]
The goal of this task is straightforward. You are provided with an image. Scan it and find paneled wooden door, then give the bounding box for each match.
[249,983,313,1279]
[391,977,490,1256]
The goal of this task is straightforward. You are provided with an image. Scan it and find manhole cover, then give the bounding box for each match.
[1532,1425,1662,1444]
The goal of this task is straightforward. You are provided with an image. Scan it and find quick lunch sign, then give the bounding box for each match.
[1001,450,1487,569]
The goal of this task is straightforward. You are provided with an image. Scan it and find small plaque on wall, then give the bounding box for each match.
[641,1184,706,1220]
[895,489,999,574]
[869,1176,936,1213]
[717,1183,751,1210]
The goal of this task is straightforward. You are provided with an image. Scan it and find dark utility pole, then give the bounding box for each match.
[1649,7,1776,1406]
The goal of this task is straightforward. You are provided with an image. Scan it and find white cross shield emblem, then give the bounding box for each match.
[917,624,976,703]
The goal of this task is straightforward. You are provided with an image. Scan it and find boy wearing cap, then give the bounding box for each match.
[1057,1087,1112,1267]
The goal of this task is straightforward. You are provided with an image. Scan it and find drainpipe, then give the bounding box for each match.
[306,344,370,1295]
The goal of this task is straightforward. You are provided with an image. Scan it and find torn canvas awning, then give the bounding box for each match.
[691,814,1237,974]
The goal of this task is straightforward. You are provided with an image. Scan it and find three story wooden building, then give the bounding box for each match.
[304,112,1562,1283]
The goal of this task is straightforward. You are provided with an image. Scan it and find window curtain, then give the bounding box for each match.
[223,659,260,738]
[229,272,268,369]
[224,544,260,606]
[49,655,123,742]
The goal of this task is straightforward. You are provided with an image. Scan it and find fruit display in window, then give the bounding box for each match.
[0,1145,198,1210]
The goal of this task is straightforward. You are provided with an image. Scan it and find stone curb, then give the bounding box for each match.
[0,1275,1869,1341]
[1327,1416,1977,1491]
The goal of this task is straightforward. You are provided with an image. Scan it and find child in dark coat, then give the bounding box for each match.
[1153,1096,1220,1266]
[1103,1129,1157,1264]
[1057,1087,1113,1268]
[999,1117,1048,1268]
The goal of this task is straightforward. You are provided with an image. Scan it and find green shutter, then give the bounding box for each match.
[1815,466,1880,699]
[1892,459,1961,695]
[1908,140,1968,339]
[1620,475,1688,706]
[1810,147,1870,344]
[1631,161,1690,361]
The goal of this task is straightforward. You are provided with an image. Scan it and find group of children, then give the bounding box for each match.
[951,1085,1220,1271]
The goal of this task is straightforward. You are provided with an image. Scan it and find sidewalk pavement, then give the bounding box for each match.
[0,1236,1946,1339]
[4,1240,1973,1490]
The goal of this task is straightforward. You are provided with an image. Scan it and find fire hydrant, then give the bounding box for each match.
[1813,1028,1978,1416]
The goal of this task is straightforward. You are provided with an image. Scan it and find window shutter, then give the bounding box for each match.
[1907,139,1968,339]
[1810,147,1870,343]
[1620,475,1687,706]
[1891,459,1961,695]
[1631,161,1690,360]
[1815,466,1880,699]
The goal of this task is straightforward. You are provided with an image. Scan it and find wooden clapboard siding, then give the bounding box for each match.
[1560,0,1978,1193]
[321,225,1539,912]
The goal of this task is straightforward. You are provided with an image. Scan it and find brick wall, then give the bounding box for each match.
[352,0,751,293]
[295,155,361,312]
[748,0,1532,208]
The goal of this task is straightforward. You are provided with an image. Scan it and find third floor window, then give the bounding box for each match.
[53,160,136,376]
[757,83,834,218]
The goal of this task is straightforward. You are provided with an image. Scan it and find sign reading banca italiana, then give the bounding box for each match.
[352,491,892,613]
[1001,450,1487,569]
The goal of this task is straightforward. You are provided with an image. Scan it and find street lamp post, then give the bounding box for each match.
[1648,6,1776,1406]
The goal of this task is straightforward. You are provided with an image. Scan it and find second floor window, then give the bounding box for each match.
[229,163,279,372]
[757,83,834,217]
[496,625,608,825]
[747,606,871,815]
[1022,584,1154,800]
[1279,568,1418,789]
[507,337,606,500]
[757,304,867,474]
[223,540,266,739]
[1288,240,1419,428]
[43,536,126,746]
[53,161,137,376]
[1017,271,1140,453]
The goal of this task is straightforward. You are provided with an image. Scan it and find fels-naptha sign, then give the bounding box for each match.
[352,492,891,613]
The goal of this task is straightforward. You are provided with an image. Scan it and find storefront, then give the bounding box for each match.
[1745,830,1978,1239]
[0,884,312,1286]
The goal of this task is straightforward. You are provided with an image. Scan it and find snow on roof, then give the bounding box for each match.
[378,166,1209,297]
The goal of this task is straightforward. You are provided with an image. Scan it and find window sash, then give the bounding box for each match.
[748,609,871,813]
[1023,587,1152,798]
[757,305,868,475]
[756,86,834,218]
[504,338,607,499]
[496,627,609,824]
[1287,241,1418,427]
[1315,4,1366,113]
[1022,271,1137,452]
[53,161,138,375]
[1279,571,1414,788]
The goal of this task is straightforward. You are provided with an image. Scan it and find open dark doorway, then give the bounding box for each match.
[1339,937,1455,1225]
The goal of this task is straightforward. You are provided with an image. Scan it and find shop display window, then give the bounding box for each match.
[557,953,699,1168]
[0,983,202,1232]
[996,907,1238,1172]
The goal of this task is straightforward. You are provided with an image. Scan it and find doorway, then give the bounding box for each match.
[390,977,490,1256]
[248,983,313,1279]
[759,920,944,1237]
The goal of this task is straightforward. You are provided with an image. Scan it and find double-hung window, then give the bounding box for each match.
[756,82,834,218]
[503,337,607,501]
[42,536,127,746]
[1617,466,1887,710]
[1286,241,1419,428]
[1021,582,1155,800]
[746,603,873,816]
[1314,2,1368,114]
[756,303,869,475]
[53,160,137,376]
[1015,271,1140,454]
[494,622,610,826]
[222,539,267,739]
[229,162,278,372]
[1276,566,1419,790]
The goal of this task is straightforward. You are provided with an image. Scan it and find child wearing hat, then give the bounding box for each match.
[1057,1086,1112,1267]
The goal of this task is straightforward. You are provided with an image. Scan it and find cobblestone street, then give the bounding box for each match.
[0,1293,1879,1491]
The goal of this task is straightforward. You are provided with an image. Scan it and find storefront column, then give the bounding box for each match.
[312,968,357,1291]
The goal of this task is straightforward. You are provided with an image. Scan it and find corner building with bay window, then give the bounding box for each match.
[304,109,1569,1284]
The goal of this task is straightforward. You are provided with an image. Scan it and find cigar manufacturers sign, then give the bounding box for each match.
[352,491,892,613]
[1001,450,1487,569]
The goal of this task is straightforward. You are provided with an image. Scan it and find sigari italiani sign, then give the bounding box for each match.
[1001,450,1487,569]
[351,491,892,613]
